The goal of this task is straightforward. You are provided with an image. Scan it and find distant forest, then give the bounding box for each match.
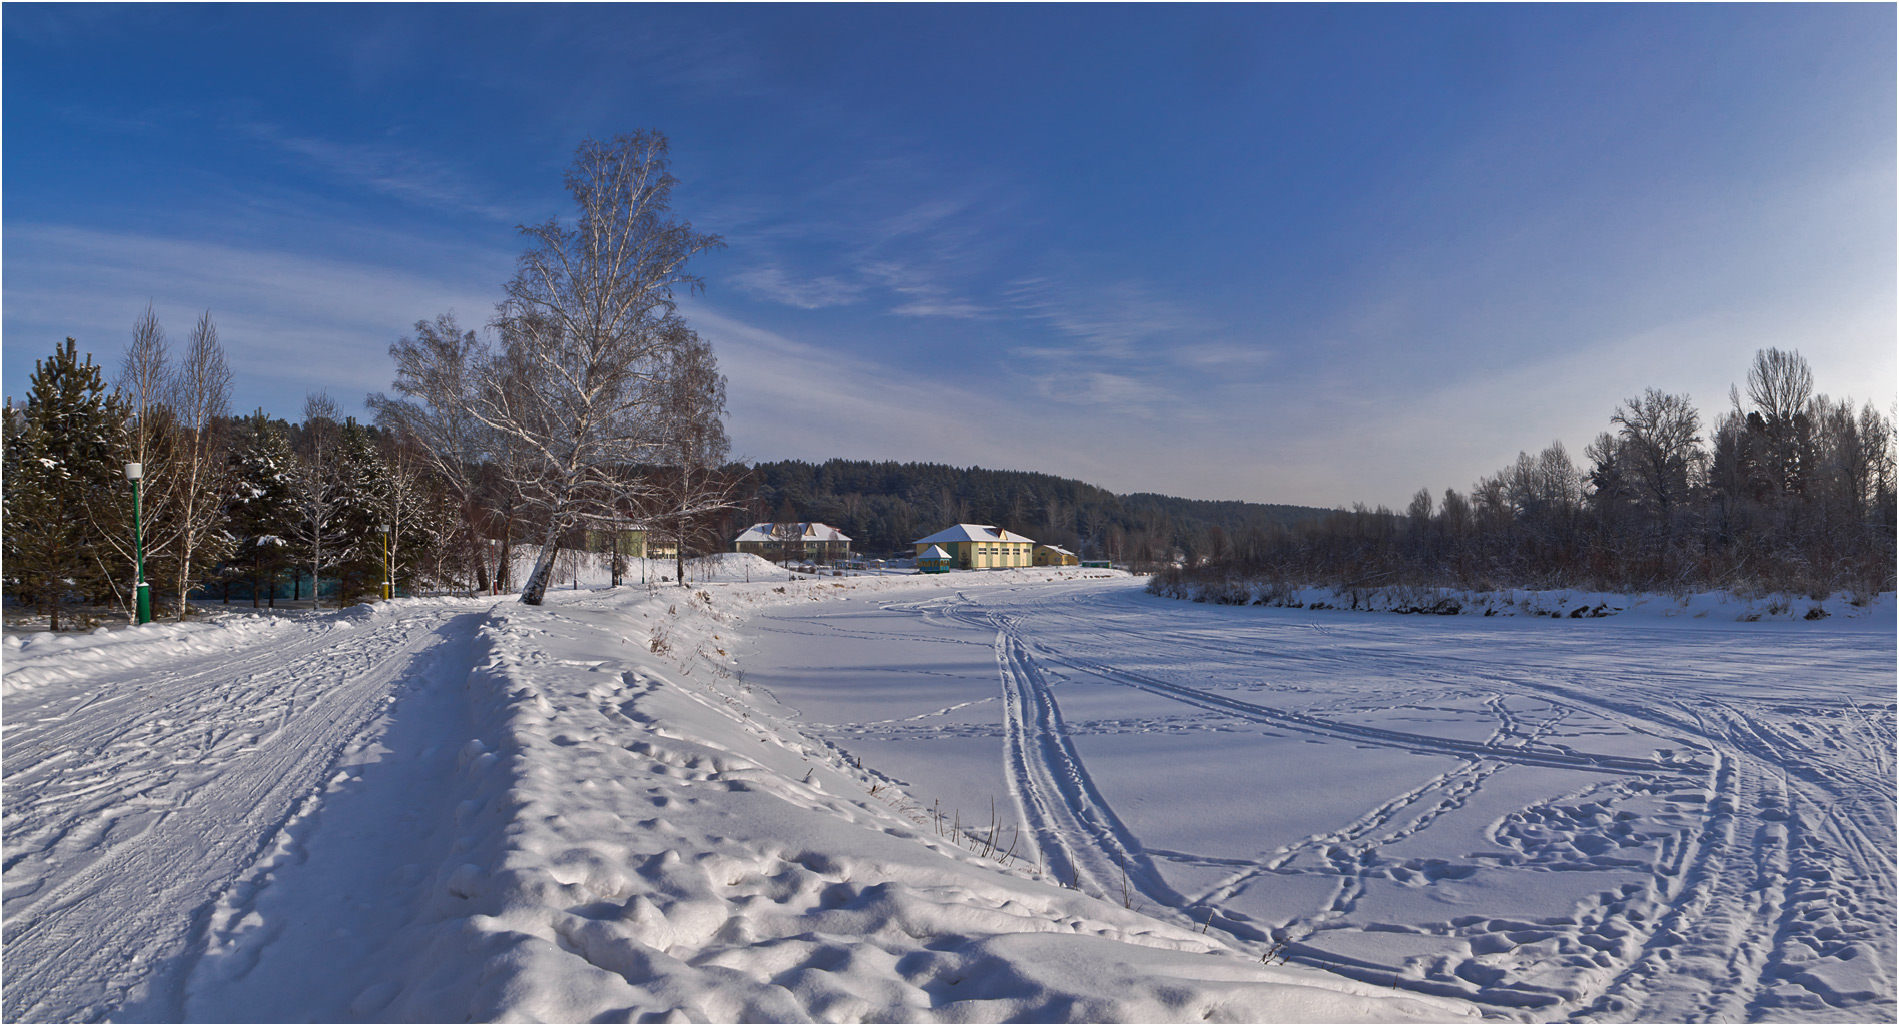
[725,459,1329,561]
[1154,348,1896,600]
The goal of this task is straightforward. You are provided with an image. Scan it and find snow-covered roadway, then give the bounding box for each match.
[2,598,499,1022]
[739,577,1897,1023]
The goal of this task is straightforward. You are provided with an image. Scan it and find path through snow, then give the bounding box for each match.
[2,598,499,1021]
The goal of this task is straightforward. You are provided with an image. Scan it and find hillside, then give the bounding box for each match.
[730,459,1330,560]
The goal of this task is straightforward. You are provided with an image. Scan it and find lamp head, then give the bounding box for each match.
[125,463,143,481]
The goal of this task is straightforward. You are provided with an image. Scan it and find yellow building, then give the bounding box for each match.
[1033,544,1079,567]
[912,524,1036,569]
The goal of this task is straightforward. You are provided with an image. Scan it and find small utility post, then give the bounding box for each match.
[380,525,392,600]
[126,463,151,624]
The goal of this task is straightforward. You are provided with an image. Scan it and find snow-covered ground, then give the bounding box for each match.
[2,560,1467,1022]
[2,559,1890,1022]
[737,574,1897,1022]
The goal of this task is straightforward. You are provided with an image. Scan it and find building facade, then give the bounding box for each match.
[734,522,852,563]
[1033,544,1079,566]
[911,524,1036,569]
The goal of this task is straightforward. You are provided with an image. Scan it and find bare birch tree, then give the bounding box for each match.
[642,326,737,586]
[291,391,351,609]
[165,310,234,617]
[370,313,493,592]
[473,131,720,605]
[378,430,435,595]
[96,304,180,618]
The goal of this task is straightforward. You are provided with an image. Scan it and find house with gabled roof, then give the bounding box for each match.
[734,522,852,564]
[912,524,1036,569]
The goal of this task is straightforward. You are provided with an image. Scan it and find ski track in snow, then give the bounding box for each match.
[0,600,497,1023]
[744,580,1895,1023]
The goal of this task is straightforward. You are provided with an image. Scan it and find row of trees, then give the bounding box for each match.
[1158,349,1896,597]
[2,324,454,628]
[3,131,739,627]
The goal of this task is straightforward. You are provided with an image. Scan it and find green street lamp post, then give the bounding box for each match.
[125,463,151,624]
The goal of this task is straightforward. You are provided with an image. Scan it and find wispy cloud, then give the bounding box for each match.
[1002,276,1207,362]
[239,121,520,221]
[728,265,866,310]
[682,301,1036,468]
[862,261,987,320]
[2,224,502,413]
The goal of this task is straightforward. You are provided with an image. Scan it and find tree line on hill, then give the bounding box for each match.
[1154,348,1896,601]
[730,459,1329,561]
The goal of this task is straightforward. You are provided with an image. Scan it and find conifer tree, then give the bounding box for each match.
[329,419,391,601]
[2,339,131,629]
[225,411,298,607]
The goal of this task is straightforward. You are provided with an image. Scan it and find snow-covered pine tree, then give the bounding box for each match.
[2,339,132,630]
[329,419,391,602]
[225,410,298,607]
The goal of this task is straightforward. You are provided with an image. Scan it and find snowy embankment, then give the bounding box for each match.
[185,560,1469,1021]
[1147,574,1894,623]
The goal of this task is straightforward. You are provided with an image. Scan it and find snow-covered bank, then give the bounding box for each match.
[246,577,1466,1022]
[1147,575,1894,624]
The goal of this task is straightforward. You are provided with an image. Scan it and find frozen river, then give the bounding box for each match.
[736,576,1896,1022]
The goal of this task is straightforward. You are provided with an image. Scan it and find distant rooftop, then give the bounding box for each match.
[912,524,1036,546]
[735,522,852,543]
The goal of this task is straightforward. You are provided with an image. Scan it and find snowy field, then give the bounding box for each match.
[1,558,1890,1022]
[736,575,1897,1022]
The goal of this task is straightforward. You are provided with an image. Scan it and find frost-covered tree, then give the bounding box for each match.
[329,419,392,601]
[289,392,353,609]
[369,313,494,593]
[104,305,183,610]
[164,311,235,617]
[1610,389,1704,556]
[377,432,446,594]
[2,339,131,629]
[225,411,298,607]
[642,327,737,586]
[476,131,721,605]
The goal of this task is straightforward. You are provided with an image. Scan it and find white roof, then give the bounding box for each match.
[912,524,1036,546]
[734,522,852,544]
[1038,544,1075,556]
[918,545,952,560]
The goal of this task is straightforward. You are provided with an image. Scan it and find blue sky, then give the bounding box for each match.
[4,3,1892,508]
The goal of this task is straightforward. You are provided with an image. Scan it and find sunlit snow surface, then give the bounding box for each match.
[1,561,1890,1022]
[739,576,1897,1022]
